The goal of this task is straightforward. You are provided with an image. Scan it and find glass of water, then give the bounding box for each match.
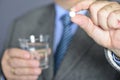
[18,34,49,69]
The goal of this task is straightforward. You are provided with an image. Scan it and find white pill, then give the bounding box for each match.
[30,35,35,43]
[69,11,76,17]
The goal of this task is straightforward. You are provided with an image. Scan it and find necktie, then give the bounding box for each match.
[54,14,73,74]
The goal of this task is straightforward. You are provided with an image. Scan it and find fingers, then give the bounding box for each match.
[71,1,120,30]
[71,13,111,48]
[71,14,93,34]
[2,48,46,80]
[109,30,120,49]
[96,2,120,30]
[108,10,120,29]
[11,68,41,75]
[7,75,39,80]
[71,0,96,11]
[29,48,51,60]
[2,47,51,79]
[7,48,30,59]
[71,1,120,48]
[8,58,40,68]
[89,1,111,27]
[7,58,41,80]
[7,48,50,68]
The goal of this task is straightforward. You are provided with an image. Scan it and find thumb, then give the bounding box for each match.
[71,14,94,36]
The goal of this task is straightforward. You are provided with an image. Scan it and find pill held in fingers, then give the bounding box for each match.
[69,11,76,17]
[69,10,88,17]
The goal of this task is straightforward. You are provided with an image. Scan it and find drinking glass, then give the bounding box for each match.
[18,34,49,69]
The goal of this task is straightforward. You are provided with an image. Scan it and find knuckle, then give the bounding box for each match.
[8,59,17,67]
[4,49,12,56]
[7,48,18,57]
[98,9,105,18]
[109,11,116,18]
[13,69,17,75]
[28,60,39,67]
[89,2,97,12]
[97,9,107,18]
[111,10,120,16]
[9,59,19,67]
[32,68,42,75]
[89,1,107,11]
[8,48,17,52]
[112,2,119,6]
[110,2,119,5]
[106,2,120,10]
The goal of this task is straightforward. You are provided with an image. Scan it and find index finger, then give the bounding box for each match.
[71,0,96,12]
[7,48,30,59]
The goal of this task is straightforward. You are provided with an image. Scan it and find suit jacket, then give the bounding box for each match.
[3,3,120,80]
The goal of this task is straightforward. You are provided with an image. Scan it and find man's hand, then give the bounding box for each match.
[1,48,42,80]
[71,0,120,57]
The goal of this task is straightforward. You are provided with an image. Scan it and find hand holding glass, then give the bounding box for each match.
[18,35,49,69]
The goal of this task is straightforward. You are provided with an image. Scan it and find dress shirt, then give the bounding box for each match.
[53,4,87,53]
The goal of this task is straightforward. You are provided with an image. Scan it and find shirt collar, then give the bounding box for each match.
[55,4,69,21]
[55,4,88,20]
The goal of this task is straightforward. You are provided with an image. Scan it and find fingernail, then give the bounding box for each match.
[70,7,76,12]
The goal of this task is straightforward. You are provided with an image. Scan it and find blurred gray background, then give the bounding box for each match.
[0,0,119,53]
[0,0,53,29]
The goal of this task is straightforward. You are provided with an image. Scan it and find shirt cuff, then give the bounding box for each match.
[0,69,6,80]
[105,49,120,71]
[112,53,120,66]
[0,75,5,80]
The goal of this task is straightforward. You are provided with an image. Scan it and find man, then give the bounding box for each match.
[1,0,120,80]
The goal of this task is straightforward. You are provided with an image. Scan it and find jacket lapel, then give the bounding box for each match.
[39,6,93,80]
[54,26,95,80]
[37,4,55,80]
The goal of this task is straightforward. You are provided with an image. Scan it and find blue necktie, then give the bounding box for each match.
[54,14,73,74]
